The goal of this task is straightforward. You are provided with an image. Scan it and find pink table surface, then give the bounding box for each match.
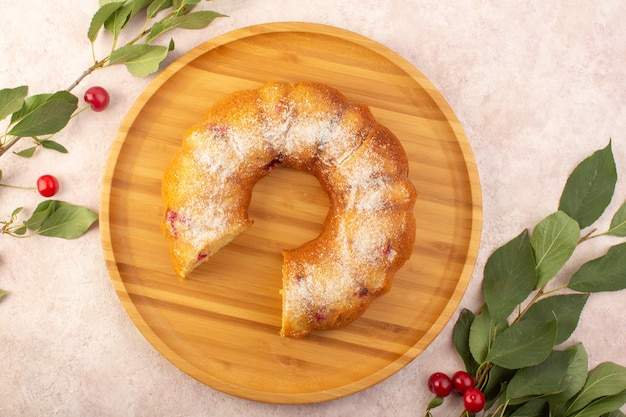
[1,1,625,415]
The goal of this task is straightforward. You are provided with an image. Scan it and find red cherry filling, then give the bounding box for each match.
[209,123,229,141]
[383,243,397,261]
[166,209,179,237]
[263,153,284,171]
[314,308,327,322]
[166,209,189,238]
[274,97,291,118]
[197,252,209,262]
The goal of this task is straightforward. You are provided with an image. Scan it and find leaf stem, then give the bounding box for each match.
[1,219,29,237]
[541,284,568,297]
[578,228,598,244]
[0,229,32,238]
[511,286,546,326]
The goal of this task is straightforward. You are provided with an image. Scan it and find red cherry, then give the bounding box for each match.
[463,387,485,413]
[427,372,453,398]
[452,370,475,394]
[84,86,110,112]
[37,174,59,197]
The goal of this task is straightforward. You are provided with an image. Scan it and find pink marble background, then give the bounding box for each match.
[1,1,625,415]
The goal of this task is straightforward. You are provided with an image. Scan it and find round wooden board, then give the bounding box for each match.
[100,22,482,404]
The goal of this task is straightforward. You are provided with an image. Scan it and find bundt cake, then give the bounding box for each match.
[161,81,417,337]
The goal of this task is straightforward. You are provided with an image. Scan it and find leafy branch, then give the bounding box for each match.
[0,0,225,157]
[0,0,226,297]
[1,200,98,239]
[429,140,626,416]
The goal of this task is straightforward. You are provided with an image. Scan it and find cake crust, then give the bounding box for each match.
[161,81,417,337]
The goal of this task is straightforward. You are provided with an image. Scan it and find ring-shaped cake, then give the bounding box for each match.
[161,81,417,337]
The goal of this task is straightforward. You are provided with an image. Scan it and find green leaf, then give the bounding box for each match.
[14,146,37,158]
[171,0,194,14]
[483,365,515,402]
[174,10,225,29]
[485,318,557,369]
[87,1,125,42]
[37,202,98,239]
[531,211,580,288]
[427,396,444,409]
[8,91,78,138]
[40,139,68,154]
[172,0,201,14]
[0,289,6,300]
[13,225,27,235]
[0,85,28,120]
[520,294,589,344]
[39,89,76,103]
[108,43,149,65]
[108,44,169,77]
[607,200,626,237]
[10,93,52,123]
[469,304,508,364]
[147,0,172,18]
[10,91,76,121]
[146,20,175,43]
[483,230,537,322]
[23,200,56,230]
[506,348,578,403]
[453,308,479,375]
[547,344,589,415]
[128,0,153,19]
[602,411,626,417]
[568,242,626,292]
[103,2,134,38]
[509,398,549,417]
[559,141,617,229]
[146,10,225,42]
[564,362,626,415]
[567,390,626,417]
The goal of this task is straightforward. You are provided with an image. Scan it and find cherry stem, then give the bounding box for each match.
[475,362,494,391]
[0,183,35,191]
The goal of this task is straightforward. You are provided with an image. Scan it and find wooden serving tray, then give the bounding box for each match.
[100,22,481,404]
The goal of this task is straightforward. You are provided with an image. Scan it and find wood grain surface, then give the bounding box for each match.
[99,22,482,404]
